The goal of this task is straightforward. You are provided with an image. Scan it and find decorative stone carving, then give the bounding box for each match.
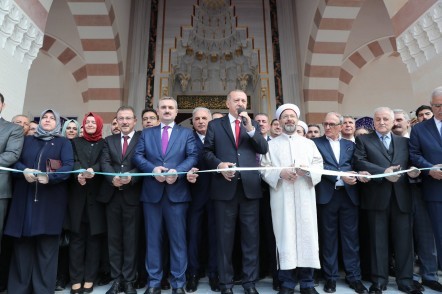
[170,0,259,94]
[0,0,43,69]
[397,2,442,72]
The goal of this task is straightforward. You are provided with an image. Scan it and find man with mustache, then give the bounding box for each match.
[392,109,411,138]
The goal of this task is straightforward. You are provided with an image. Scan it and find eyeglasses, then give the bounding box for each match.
[431,104,442,108]
[143,116,157,121]
[117,117,134,122]
[322,122,341,128]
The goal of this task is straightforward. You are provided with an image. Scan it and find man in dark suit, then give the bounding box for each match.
[133,96,198,294]
[203,89,268,294]
[185,107,219,293]
[99,106,141,294]
[0,93,24,253]
[409,87,442,282]
[312,112,368,294]
[354,107,421,294]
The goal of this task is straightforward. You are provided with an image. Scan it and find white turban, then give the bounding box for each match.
[275,103,300,120]
[297,120,308,134]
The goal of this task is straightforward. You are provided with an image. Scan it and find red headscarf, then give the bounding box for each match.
[82,112,103,142]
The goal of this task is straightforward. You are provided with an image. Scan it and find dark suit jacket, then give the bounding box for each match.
[203,115,268,200]
[98,131,141,205]
[313,136,359,205]
[190,131,211,201]
[68,137,106,235]
[0,118,24,199]
[133,124,198,203]
[409,118,442,202]
[353,132,412,212]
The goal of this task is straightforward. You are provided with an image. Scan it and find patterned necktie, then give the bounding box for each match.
[235,120,240,148]
[122,135,129,158]
[162,125,170,156]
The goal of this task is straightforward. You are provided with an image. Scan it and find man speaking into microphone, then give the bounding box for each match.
[204,89,268,294]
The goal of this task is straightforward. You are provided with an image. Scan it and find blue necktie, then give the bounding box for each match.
[381,135,389,149]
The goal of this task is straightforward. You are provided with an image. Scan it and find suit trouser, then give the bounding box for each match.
[8,235,59,294]
[367,193,414,288]
[317,189,361,282]
[106,191,140,282]
[279,267,315,289]
[69,222,102,284]
[0,199,9,255]
[187,196,217,277]
[425,201,442,270]
[144,195,188,289]
[214,181,260,290]
[411,185,438,281]
[259,186,278,280]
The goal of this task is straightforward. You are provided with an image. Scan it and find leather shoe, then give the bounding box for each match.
[398,285,423,294]
[369,283,386,294]
[221,289,233,294]
[413,281,425,292]
[209,276,221,292]
[244,287,259,294]
[349,280,368,294]
[172,288,185,294]
[422,280,442,292]
[144,287,161,294]
[278,287,294,294]
[106,280,122,294]
[186,275,199,292]
[300,287,319,294]
[70,286,83,294]
[324,279,336,293]
[124,281,137,294]
[161,278,171,290]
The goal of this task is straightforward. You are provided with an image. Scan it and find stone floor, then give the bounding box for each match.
[43,276,440,294]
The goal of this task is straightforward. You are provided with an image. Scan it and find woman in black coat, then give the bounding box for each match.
[68,112,106,293]
[5,109,74,294]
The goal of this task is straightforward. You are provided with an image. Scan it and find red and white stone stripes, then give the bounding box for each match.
[304,0,364,123]
[66,0,123,117]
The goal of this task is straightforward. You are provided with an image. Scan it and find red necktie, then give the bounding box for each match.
[122,135,129,158]
[235,120,240,148]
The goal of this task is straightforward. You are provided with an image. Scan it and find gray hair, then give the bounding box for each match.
[431,86,442,100]
[374,107,394,120]
[158,96,178,109]
[392,108,410,121]
[192,107,212,119]
[325,112,344,124]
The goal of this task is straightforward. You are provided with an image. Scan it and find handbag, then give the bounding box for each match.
[46,159,62,172]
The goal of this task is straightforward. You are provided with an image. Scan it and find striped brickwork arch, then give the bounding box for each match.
[339,36,398,101]
[65,0,123,122]
[303,0,365,123]
[40,34,88,98]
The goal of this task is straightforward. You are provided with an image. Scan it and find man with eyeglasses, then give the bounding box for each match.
[99,106,141,294]
[11,114,30,135]
[261,103,322,294]
[141,108,159,129]
[312,112,368,294]
[410,86,442,290]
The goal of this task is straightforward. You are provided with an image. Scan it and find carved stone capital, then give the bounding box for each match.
[0,0,44,69]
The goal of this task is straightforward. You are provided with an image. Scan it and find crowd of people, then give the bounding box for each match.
[0,87,441,294]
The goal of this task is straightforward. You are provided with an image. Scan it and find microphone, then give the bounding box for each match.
[237,107,247,126]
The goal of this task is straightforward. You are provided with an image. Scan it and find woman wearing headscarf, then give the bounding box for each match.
[57,118,80,291]
[62,119,81,139]
[4,109,74,294]
[68,113,106,293]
